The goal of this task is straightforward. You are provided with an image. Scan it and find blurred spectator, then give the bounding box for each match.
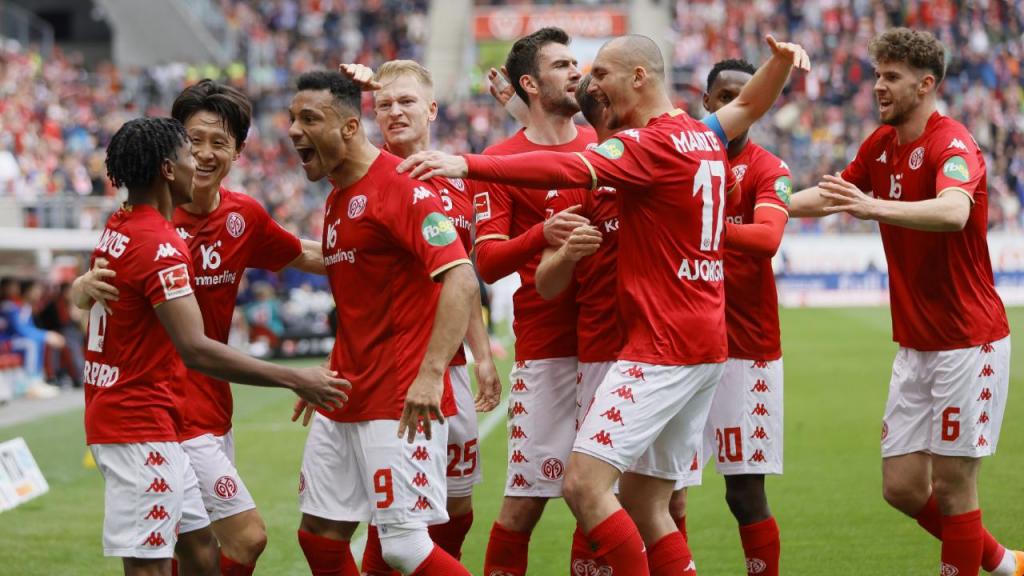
[0,278,65,398]
[246,281,285,356]
[35,282,86,388]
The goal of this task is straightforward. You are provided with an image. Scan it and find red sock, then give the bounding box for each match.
[297,530,360,576]
[738,517,780,576]
[648,531,695,576]
[171,558,178,576]
[220,552,255,576]
[572,525,614,575]
[941,510,984,576]
[361,525,399,576]
[483,522,531,576]
[409,545,471,575]
[428,511,474,560]
[586,509,649,576]
[675,515,688,541]
[915,495,1006,571]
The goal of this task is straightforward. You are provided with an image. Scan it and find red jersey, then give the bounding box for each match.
[172,188,302,439]
[724,142,790,360]
[475,127,596,360]
[433,176,476,366]
[465,111,734,365]
[544,186,622,363]
[842,112,1009,350]
[84,205,193,445]
[321,151,471,421]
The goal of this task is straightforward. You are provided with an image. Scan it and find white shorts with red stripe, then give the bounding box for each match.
[882,336,1010,458]
[181,431,257,523]
[446,365,482,498]
[299,415,449,527]
[505,357,578,497]
[574,361,723,481]
[91,442,210,559]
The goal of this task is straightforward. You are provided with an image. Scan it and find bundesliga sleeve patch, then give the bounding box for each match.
[774,176,793,205]
[942,156,970,182]
[421,212,458,246]
[158,263,193,300]
[594,138,625,160]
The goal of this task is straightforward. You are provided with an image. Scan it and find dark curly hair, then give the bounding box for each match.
[105,117,189,190]
[171,79,252,149]
[505,27,571,104]
[707,58,756,92]
[296,70,362,114]
[869,28,945,84]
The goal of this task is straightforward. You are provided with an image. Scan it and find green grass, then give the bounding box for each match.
[1,307,1022,575]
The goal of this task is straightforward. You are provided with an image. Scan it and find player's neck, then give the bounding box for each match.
[895,100,937,145]
[386,136,430,160]
[523,108,578,146]
[330,134,381,189]
[632,93,675,128]
[727,134,749,159]
[126,187,174,220]
[179,185,221,216]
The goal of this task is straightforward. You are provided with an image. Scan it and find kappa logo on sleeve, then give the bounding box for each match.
[594,138,624,160]
[774,176,793,206]
[421,212,458,246]
[412,186,435,205]
[473,192,491,223]
[154,243,181,261]
[942,156,970,182]
[158,263,193,300]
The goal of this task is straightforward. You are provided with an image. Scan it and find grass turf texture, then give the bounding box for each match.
[1,307,1022,575]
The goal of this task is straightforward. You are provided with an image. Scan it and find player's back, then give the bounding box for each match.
[84,205,191,445]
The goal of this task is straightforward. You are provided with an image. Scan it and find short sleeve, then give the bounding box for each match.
[385,178,471,279]
[474,184,513,243]
[753,154,793,212]
[577,129,657,192]
[934,131,984,201]
[140,236,194,307]
[248,205,303,271]
[841,138,874,193]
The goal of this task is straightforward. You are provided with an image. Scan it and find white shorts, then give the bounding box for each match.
[574,361,723,481]
[446,365,482,498]
[91,442,210,559]
[882,336,1010,458]
[506,357,578,497]
[577,361,614,431]
[181,431,257,522]
[299,415,449,526]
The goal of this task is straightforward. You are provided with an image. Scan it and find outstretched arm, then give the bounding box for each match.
[287,239,326,275]
[817,174,971,231]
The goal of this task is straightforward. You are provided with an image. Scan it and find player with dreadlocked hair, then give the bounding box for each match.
[81,116,348,576]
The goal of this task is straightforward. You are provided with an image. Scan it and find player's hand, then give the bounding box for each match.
[543,205,590,247]
[473,358,501,412]
[339,63,382,91]
[560,224,603,261]
[81,258,119,314]
[818,173,878,220]
[766,35,811,72]
[397,150,469,180]
[487,66,515,106]
[398,371,445,443]
[44,331,66,349]
[291,398,316,426]
[289,367,351,412]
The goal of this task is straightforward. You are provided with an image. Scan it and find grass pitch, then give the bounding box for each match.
[1,307,1022,575]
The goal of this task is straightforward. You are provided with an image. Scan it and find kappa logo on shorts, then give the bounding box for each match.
[509,474,533,489]
[542,458,565,480]
[510,450,529,464]
[751,360,769,369]
[411,446,431,461]
[214,475,238,500]
[978,412,990,424]
[976,435,989,447]
[690,452,699,471]
[571,559,614,576]
[511,378,528,393]
[146,478,172,493]
[601,407,625,426]
[746,558,767,574]
[143,451,167,466]
[624,365,645,381]
[941,562,960,576]
[510,426,528,440]
[590,430,614,448]
[751,379,770,393]
[612,384,636,403]
[981,343,994,353]
[977,388,992,401]
[979,365,994,378]
[144,505,169,520]
[143,531,167,547]
[298,471,306,494]
[410,496,433,511]
[881,421,889,441]
[751,403,770,417]
[412,472,429,487]
[748,449,767,464]
[509,402,528,417]
[514,360,528,369]
[577,372,583,385]
[751,426,769,440]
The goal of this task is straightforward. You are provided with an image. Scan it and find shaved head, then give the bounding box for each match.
[602,35,665,79]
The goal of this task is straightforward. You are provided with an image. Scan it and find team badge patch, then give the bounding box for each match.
[774,176,793,206]
[942,156,970,182]
[421,212,457,246]
[214,476,238,500]
[348,195,367,219]
[447,177,466,192]
[908,146,925,170]
[226,212,245,238]
[594,138,625,160]
[732,164,748,182]
[158,263,192,300]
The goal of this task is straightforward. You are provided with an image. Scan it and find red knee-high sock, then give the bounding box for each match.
[483,522,531,576]
[171,558,178,576]
[675,515,688,542]
[572,525,614,574]
[586,509,649,576]
[297,530,360,576]
[409,545,471,575]
[647,531,695,576]
[428,511,474,560]
[916,495,1007,572]
[220,552,255,576]
[941,510,984,576]
[739,517,780,576]
[361,525,399,576]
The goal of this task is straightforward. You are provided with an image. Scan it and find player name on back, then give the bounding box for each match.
[95,228,130,258]
[671,129,724,154]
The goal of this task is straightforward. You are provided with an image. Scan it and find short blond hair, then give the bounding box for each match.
[375,60,433,92]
